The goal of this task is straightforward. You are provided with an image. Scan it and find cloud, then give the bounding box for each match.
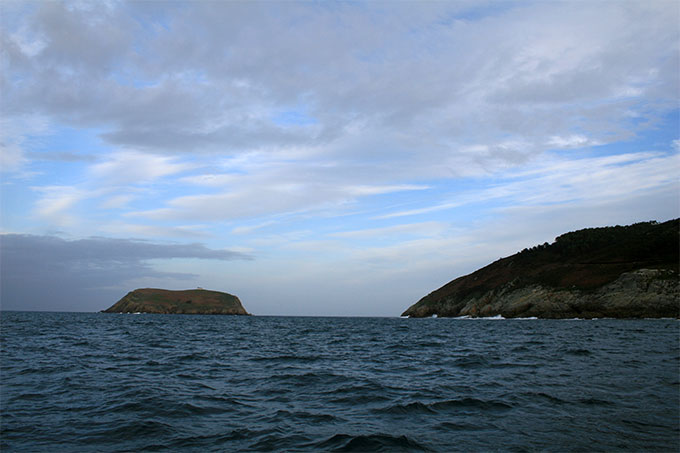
[132,179,430,222]
[0,234,253,312]
[375,200,469,220]
[0,140,27,173]
[98,194,136,210]
[89,151,192,185]
[546,135,600,149]
[3,1,676,164]
[330,221,447,239]
[0,115,52,174]
[4,1,678,226]
[2,233,251,264]
[31,185,88,227]
[345,184,430,196]
[98,222,211,239]
[179,173,241,187]
[378,150,679,219]
[231,221,277,235]
[134,185,333,222]
[25,151,194,231]
[495,151,679,206]
[26,151,98,162]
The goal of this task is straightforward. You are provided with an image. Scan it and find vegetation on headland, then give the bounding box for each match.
[102,288,250,315]
[402,219,679,319]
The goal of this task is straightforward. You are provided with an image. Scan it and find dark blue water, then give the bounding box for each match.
[1,312,678,452]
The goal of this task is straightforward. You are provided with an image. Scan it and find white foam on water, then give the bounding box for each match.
[452,314,506,320]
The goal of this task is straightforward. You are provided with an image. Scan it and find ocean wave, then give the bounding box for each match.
[375,397,513,415]
[274,408,343,423]
[313,433,432,452]
[566,348,592,356]
[249,354,322,363]
[374,401,437,415]
[453,354,490,368]
[76,419,176,443]
[157,428,257,451]
[246,430,315,451]
[435,421,486,431]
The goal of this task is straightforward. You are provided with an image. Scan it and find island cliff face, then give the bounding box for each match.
[102,288,249,315]
[402,220,679,319]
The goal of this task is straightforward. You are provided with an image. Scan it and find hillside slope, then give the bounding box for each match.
[402,219,679,318]
[102,288,250,315]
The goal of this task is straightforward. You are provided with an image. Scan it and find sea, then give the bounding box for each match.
[1,312,678,452]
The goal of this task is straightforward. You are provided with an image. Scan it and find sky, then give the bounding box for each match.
[1,0,678,315]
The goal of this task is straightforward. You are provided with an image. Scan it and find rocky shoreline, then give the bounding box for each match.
[403,268,678,319]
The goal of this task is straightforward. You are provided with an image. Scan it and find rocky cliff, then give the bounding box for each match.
[402,220,679,319]
[102,288,250,315]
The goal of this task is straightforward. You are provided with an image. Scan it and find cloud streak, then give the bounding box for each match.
[377,150,679,219]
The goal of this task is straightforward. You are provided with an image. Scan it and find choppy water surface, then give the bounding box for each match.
[1,312,678,452]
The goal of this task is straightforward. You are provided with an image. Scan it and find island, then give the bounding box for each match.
[402,219,679,319]
[102,288,250,315]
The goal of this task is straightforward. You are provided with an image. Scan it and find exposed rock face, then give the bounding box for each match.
[402,220,679,319]
[102,288,250,315]
[404,269,678,319]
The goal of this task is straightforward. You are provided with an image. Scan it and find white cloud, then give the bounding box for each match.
[133,181,429,222]
[133,184,334,222]
[31,185,87,226]
[3,1,676,164]
[330,221,447,239]
[379,150,679,220]
[376,200,469,220]
[89,151,191,185]
[99,222,210,239]
[24,152,193,230]
[498,151,679,206]
[345,184,430,196]
[179,173,240,187]
[547,135,599,149]
[98,194,135,209]
[0,115,52,174]
[231,221,277,235]
[0,140,26,173]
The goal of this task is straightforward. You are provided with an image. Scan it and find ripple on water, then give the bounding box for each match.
[314,433,433,452]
